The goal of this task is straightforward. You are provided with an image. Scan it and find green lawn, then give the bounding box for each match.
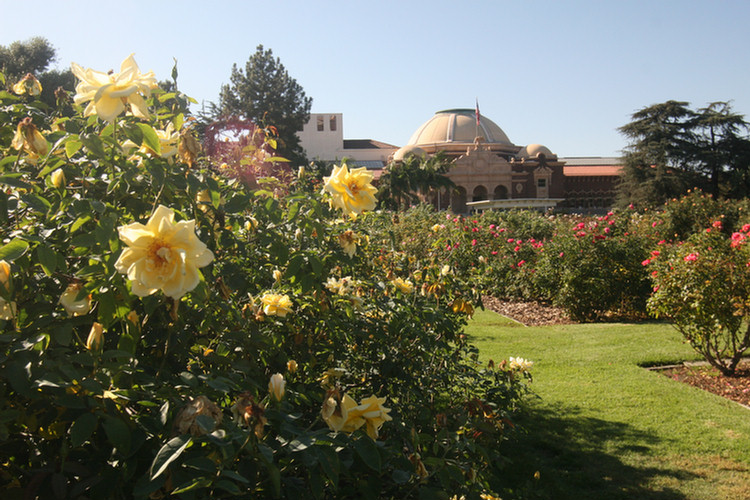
[467,309,750,500]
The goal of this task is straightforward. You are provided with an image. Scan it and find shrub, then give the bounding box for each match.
[534,212,652,321]
[647,221,750,376]
[0,59,528,499]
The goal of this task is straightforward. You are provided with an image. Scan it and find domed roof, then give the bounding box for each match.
[406,109,513,147]
[517,143,556,160]
[392,145,425,162]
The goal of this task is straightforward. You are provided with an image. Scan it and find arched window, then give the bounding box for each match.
[452,187,467,213]
[493,185,508,200]
[472,185,487,202]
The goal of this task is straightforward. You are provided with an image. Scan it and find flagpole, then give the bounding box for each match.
[475,98,480,141]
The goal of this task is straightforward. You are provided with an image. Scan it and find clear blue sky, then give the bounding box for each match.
[3,0,749,158]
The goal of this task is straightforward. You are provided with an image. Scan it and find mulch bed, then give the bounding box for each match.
[481,297,750,409]
[658,362,750,408]
[481,296,574,326]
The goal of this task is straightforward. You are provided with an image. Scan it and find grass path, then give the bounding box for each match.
[467,309,750,500]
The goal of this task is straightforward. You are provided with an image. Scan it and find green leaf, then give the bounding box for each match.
[287,436,314,452]
[150,435,192,479]
[224,194,250,214]
[392,469,411,484]
[171,478,211,494]
[354,436,381,472]
[69,413,98,447]
[219,470,250,484]
[266,464,281,498]
[36,245,57,276]
[0,238,29,261]
[213,480,242,495]
[70,215,92,233]
[137,123,161,155]
[65,139,83,158]
[173,113,184,131]
[195,414,217,434]
[0,174,33,190]
[103,416,131,455]
[81,134,106,158]
[21,193,51,213]
[315,446,339,488]
[287,202,301,221]
[123,123,144,145]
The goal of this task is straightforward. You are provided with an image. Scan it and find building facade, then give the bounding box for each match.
[298,109,621,212]
[298,113,397,170]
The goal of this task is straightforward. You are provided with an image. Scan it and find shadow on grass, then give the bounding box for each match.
[493,404,696,500]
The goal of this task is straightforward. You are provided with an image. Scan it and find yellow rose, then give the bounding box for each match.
[355,395,393,439]
[71,54,158,122]
[0,261,16,321]
[325,276,352,295]
[259,293,292,317]
[196,190,212,212]
[244,217,258,232]
[392,277,414,294]
[154,122,179,158]
[268,373,286,402]
[0,260,11,293]
[272,269,282,283]
[509,357,533,372]
[287,359,298,374]
[321,391,363,433]
[13,73,42,96]
[59,283,92,316]
[86,322,104,352]
[122,122,179,162]
[114,205,214,299]
[50,169,66,189]
[322,164,378,217]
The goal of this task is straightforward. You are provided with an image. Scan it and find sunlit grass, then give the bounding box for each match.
[468,309,750,500]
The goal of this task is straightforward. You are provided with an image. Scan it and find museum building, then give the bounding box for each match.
[298,109,621,213]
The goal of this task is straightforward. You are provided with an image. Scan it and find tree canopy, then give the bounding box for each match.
[0,37,75,108]
[378,151,455,210]
[616,100,750,208]
[217,45,312,166]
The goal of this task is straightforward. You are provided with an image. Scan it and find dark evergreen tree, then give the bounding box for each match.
[692,101,750,197]
[616,101,697,208]
[218,45,312,166]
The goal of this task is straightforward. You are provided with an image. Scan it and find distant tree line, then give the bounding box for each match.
[616,100,750,208]
[0,37,75,108]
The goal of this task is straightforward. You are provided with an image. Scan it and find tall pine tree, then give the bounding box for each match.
[218,45,312,166]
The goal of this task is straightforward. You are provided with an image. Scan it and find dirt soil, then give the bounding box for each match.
[481,297,750,409]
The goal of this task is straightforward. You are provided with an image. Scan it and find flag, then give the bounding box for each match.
[475,99,480,126]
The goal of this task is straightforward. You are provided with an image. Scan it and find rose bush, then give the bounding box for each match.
[647,220,750,375]
[0,58,528,500]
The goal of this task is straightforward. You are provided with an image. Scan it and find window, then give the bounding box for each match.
[317,116,324,131]
[329,115,337,131]
[537,178,547,188]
